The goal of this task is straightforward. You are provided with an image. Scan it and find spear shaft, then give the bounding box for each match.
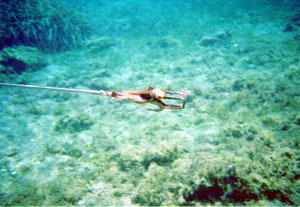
[0,83,103,95]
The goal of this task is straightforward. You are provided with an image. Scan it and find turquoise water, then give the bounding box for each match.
[1,0,300,205]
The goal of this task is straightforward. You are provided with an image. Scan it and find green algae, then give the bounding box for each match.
[0,0,92,51]
[54,114,93,133]
[132,148,300,206]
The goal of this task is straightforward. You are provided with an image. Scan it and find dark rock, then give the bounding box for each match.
[0,46,47,74]
[199,36,218,47]
[54,114,93,133]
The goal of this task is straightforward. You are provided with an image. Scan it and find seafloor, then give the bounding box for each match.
[0,0,300,206]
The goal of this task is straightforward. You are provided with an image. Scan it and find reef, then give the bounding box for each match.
[0,0,92,51]
[130,143,300,206]
[54,114,93,133]
[0,46,47,77]
[284,10,300,32]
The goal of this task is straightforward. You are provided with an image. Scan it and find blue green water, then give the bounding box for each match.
[0,0,300,205]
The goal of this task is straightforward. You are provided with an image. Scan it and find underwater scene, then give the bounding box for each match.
[1,0,300,206]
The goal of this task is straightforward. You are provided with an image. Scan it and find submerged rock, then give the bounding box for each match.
[284,10,300,32]
[0,46,48,74]
[63,144,83,158]
[199,30,232,47]
[5,147,19,157]
[83,37,115,53]
[54,114,93,133]
[199,36,219,47]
